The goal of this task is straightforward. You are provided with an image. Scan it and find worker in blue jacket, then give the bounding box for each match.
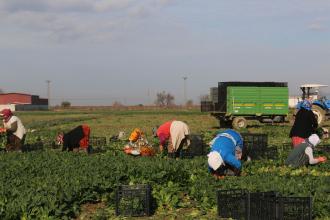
[207,129,244,178]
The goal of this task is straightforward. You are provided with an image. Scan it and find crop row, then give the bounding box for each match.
[0,149,329,219]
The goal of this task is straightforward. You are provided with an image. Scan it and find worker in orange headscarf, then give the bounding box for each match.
[123,128,155,156]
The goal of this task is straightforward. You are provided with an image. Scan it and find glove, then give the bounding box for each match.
[212,173,225,180]
[317,156,327,163]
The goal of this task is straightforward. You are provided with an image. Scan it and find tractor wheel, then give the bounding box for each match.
[312,105,325,125]
[232,117,247,129]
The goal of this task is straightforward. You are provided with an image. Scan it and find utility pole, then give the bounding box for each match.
[46,80,51,109]
[183,76,188,105]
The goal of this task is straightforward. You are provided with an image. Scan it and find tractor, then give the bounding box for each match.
[296,84,330,124]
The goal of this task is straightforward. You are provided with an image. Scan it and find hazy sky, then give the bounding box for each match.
[0,0,329,105]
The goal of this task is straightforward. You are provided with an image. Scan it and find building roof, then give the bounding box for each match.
[0,92,33,96]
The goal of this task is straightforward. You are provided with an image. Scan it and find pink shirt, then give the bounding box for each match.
[157,121,173,145]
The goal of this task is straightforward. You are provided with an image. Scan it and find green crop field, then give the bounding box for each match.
[0,109,329,220]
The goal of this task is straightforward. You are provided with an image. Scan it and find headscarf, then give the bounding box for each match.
[208,151,224,171]
[308,134,320,147]
[0,109,13,123]
[301,100,312,111]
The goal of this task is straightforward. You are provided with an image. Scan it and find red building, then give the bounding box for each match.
[0,93,48,110]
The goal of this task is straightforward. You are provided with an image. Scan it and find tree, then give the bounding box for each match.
[61,101,71,108]
[112,101,124,108]
[186,99,194,107]
[155,91,175,107]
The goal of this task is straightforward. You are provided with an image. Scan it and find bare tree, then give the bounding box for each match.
[112,101,124,107]
[165,93,175,106]
[155,91,175,107]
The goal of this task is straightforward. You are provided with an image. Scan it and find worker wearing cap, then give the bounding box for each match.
[285,134,327,168]
[0,109,26,152]
[290,99,318,147]
[57,124,91,153]
[156,120,190,156]
[208,129,244,178]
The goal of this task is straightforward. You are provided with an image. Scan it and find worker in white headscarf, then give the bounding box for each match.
[285,134,327,168]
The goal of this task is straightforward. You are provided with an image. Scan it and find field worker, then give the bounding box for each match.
[156,120,190,155]
[0,109,26,152]
[208,129,244,178]
[123,128,155,156]
[57,124,91,153]
[285,134,327,168]
[290,99,318,147]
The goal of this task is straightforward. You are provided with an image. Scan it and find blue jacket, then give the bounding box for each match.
[210,129,244,170]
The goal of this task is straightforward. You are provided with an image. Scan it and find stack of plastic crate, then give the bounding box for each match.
[217,189,312,220]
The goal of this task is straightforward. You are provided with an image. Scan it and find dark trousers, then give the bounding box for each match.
[6,133,26,152]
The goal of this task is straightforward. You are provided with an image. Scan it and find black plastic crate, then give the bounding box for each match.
[217,189,250,220]
[185,134,204,156]
[250,191,280,220]
[241,133,268,160]
[89,136,107,147]
[167,134,204,159]
[278,197,312,220]
[217,189,313,220]
[263,146,278,159]
[248,146,278,160]
[115,184,152,217]
[315,145,330,153]
[242,133,268,149]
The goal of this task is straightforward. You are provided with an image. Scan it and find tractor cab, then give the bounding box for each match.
[297,84,330,124]
[300,84,328,101]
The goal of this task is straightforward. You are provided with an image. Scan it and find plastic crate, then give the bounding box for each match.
[186,134,204,156]
[167,134,204,159]
[278,197,312,220]
[217,189,250,220]
[250,191,280,220]
[241,133,268,160]
[115,184,152,217]
[315,145,330,153]
[249,146,278,160]
[89,136,107,147]
[242,133,268,149]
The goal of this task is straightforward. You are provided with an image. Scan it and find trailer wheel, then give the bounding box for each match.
[232,117,247,129]
[312,105,325,125]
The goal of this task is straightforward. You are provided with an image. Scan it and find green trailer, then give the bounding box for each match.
[201,82,289,129]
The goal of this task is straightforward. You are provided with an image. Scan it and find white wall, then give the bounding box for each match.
[289,96,301,108]
[0,104,16,112]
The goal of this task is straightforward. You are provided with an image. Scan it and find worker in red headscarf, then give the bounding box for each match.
[0,109,26,152]
[156,120,190,157]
